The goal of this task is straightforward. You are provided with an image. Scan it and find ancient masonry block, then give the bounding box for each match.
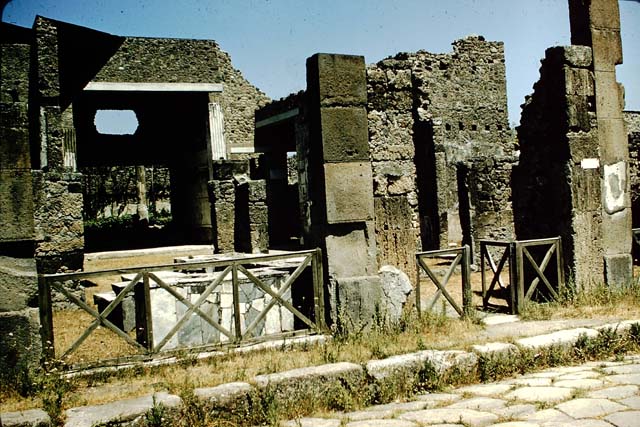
[0,308,42,375]
[209,159,269,254]
[306,53,380,325]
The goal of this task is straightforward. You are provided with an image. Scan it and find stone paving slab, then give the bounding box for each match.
[342,408,397,421]
[280,418,341,427]
[619,395,640,409]
[456,383,513,396]
[345,420,418,427]
[446,396,507,411]
[398,407,499,426]
[607,373,640,385]
[555,397,627,418]
[412,392,461,406]
[587,384,638,399]
[603,363,640,374]
[279,355,640,427]
[493,403,537,419]
[604,410,640,427]
[490,422,537,427]
[503,377,553,386]
[505,385,575,403]
[552,378,606,389]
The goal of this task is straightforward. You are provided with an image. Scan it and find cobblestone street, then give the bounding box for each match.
[281,354,640,427]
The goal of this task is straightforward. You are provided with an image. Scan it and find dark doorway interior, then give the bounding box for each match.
[74,90,213,251]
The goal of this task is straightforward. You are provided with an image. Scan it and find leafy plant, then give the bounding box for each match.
[144,395,167,427]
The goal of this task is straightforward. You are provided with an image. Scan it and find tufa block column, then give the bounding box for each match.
[569,0,632,287]
[306,54,380,326]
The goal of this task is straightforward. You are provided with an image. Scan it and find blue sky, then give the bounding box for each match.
[3,0,639,125]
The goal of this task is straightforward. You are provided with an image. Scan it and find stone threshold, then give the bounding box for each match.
[2,319,639,427]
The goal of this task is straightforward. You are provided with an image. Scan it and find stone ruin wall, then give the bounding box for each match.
[515,46,602,289]
[92,36,270,155]
[625,111,640,227]
[0,26,34,247]
[85,34,270,242]
[367,36,516,272]
[0,25,43,375]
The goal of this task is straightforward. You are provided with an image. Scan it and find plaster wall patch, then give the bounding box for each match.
[603,161,627,214]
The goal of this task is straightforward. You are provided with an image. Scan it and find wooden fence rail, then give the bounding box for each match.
[38,248,325,365]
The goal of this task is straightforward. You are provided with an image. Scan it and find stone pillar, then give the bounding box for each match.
[209,159,269,254]
[32,171,85,273]
[0,40,35,249]
[569,0,633,286]
[247,180,269,253]
[306,54,380,325]
[233,177,269,254]
[0,26,43,377]
[209,160,246,253]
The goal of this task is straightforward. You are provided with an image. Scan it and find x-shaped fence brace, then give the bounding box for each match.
[48,273,147,359]
[479,237,564,314]
[39,249,325,363]
[416,245,472,318]
[480,241,515,313]
[516,239,563,309]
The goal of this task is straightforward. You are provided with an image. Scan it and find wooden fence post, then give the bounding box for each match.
[462,245,473,317]
[312,248,326,331]
[135,272,154,350]
[38,275,55,362]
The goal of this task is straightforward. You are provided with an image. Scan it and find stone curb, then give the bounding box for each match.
[2,320,639,427]
[63,392,181,427]
[366,350,477,381]
[0,408,50,427]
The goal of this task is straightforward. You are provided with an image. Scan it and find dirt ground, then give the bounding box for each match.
[418,255,512,316]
